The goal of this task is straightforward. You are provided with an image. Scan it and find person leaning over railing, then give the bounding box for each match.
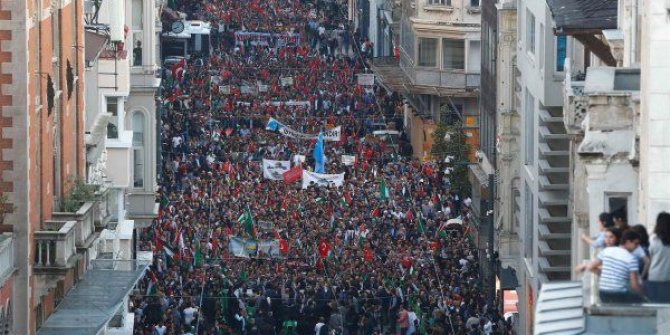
[576,230,646,303]
[646,212,670,302]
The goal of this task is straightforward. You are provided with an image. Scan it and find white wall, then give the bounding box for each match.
[639,0,670,230]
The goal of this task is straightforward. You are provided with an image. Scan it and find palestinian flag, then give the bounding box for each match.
[238,204,255,237]
[380,179,389,200]
[146,269,158,295]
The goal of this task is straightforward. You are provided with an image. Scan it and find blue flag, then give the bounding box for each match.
[314,132,325,173]
[266,118,281,131]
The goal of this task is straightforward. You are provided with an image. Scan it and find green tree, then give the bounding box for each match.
[431,122,472,196]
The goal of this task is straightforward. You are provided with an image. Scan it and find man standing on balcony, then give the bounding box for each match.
[576,230,646,303]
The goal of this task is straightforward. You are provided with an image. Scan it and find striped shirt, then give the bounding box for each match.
[598,246,638,292]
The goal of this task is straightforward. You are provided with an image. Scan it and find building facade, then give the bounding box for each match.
[532,0,670,333]
[512,0,585,332]
[0,0,155,333]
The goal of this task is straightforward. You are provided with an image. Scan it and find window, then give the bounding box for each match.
[66,60,74,100]
[46,75,55,115]
[526,9,535,54]
[607,195,629,223]
[442,38,465,69]
[132,112,145,188]
[524,182,534,258]
[470,0,480,6]
[418,37,438,67]
[467,40,481,73]
[539,23,544,69]
[524,89,535,165]
[428,0,450,5]
[106,97,119,139]
[131,0,143,29]
[556,36,567,72]
[133,149,144,188]
[133,33,143,66]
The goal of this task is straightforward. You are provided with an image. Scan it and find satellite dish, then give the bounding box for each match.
[171,21,185,34]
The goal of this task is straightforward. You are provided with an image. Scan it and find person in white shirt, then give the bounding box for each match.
[314,317,326,335]
[407,310,418,335]
[154,322,167,335]
[183,305,198,326]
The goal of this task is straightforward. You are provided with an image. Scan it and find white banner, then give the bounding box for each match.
[268,118,341,142]
[341,155,356,166]
[280,76,294,86]
[262,159,291,180]
[357,74,375,86]
[293,154,306,165]
[302,170,345,189]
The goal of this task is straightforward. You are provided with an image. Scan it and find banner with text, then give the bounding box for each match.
[267,118,341,142]
[262,159,291,180]
[302,170,345,189]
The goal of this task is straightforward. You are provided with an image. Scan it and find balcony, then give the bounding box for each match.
[94,186,113,229]
[34,221,78,271]
[126,192,159,228]
[130,65,161,89]
[0,234,14,284]
[534,278,669,334]
[370,56,479,98]
[52,201,98,249]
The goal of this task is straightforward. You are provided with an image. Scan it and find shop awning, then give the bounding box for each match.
[36,260,149,335]
[546,0,618,34]
[84,30,108,65]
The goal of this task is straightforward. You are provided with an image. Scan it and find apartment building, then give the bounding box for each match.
[512,0,588,332]
[480,0,521,327]
[0,0,155,333]
[530,0,670,333]
[369,0,481,171]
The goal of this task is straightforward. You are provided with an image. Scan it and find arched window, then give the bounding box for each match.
[132,112,145,188]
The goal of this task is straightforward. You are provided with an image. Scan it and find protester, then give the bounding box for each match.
[132,1,499,334]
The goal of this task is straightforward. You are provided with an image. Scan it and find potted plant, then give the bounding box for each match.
[62,178,97,213]
[0,194,15,224]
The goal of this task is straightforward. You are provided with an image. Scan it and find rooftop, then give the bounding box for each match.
[546,0,618,33]
[36,260,149,335]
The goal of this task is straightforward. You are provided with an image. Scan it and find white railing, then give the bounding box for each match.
[53,201,96,247]
[34,221,77,268]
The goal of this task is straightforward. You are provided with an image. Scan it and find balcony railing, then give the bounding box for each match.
[127,191,159,228]
[0,234,14,282]
[400,54,480,89]
[95,186,113,229]
[52,201,97,249]
[34,220,77,269]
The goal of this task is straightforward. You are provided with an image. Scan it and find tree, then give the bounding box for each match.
[431,122,472,196]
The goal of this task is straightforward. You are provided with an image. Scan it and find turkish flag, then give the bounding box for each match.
[279,239,289,254]
[363,247,373,262]
[282,164,303,183]
[401,256,413,269]
[318,240,330,258]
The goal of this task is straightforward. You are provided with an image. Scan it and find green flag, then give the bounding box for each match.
[194,243,202,267]
[418,216,425,235]
[238,204,255,237]
[380,179,389,200]
[160,194,169,209]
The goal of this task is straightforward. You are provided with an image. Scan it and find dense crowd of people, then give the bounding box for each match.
[132,1,508,334]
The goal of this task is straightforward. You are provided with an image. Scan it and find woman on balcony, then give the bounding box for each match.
[576,230,646,303]
[646,212,670,302]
